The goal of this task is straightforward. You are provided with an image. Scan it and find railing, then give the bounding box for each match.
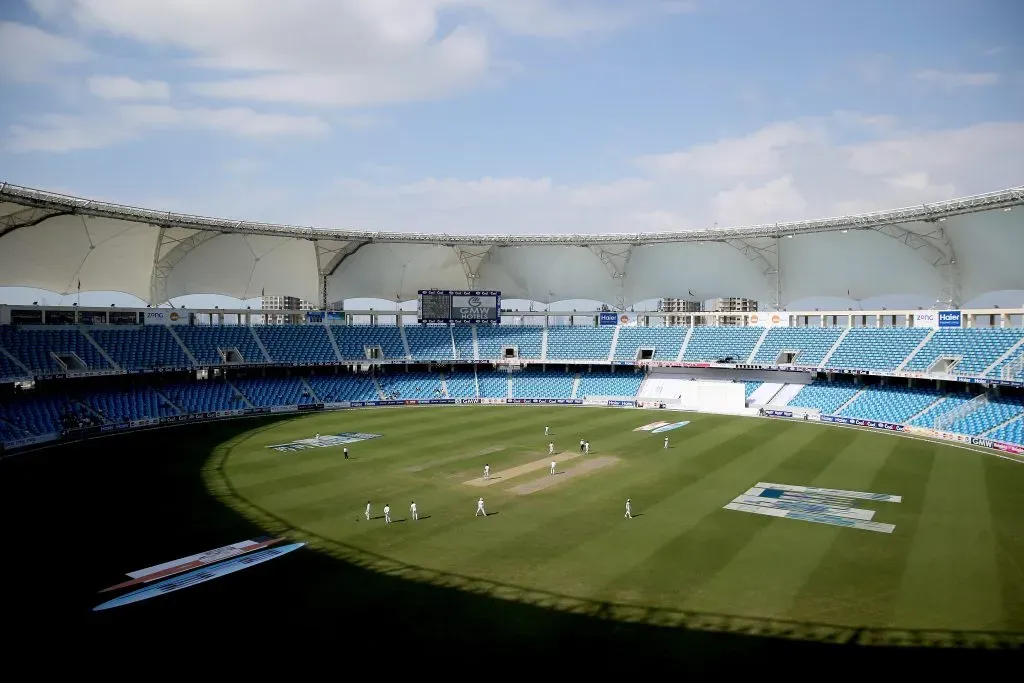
[1002,352,1024,381]
[934,393,989,432]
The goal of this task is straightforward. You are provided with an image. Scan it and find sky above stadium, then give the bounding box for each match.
[1,0,1022,313]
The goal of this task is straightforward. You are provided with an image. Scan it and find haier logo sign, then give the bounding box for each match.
[938,310,962,328]
[599,312,618,326]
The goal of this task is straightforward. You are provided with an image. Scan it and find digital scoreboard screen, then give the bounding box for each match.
[417,290,501,324]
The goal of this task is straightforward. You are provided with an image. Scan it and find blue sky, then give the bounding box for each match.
[1,0,1022,314]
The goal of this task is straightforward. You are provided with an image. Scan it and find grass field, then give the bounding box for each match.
[3,404,1023,669]
[214,405,1024,640]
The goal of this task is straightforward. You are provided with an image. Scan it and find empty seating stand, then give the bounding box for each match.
[753,327,843,366]
[477,326,543,360]
[404,326,455,361]
[683,327,762,362]
[786,381,860,414]
[176,327,266,366]
[0,327,111,374]
[904,328,1024,376]
[255,325,338,364]
[331,326,405,361]
[545,327,612,360]
[613,327,686,361]
[826,328,929,372]
[90,326,190,371]
[577,370,643,397]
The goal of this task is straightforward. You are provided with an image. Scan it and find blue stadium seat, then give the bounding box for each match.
[160,381,248,413]
[948,397,1024,436]
[377,372,445,400]
[0,344,28,380]
[545,327,613,360]
[175,327,267,365]
[753,327,844,366]
[744,381,763,399]
[511,369,574,399]
[331,326,405,360]
[987,416,1024,445]
[255,326,338,364]
[90,326,191,370]
[0,394,82,436]
[683,327,762,362]
[477,369,509,398]
[577,369,643,397]
[838,385,944,423]
[404,326,455,361]
[306,375,380,402]
[452,327,476,360]
[786,381,860,414]
[613,327,686,361]
[903,328,1024,375]
[0,326,112,374]
[233,377,316,407]
[477,326,543,359]
[908,393,975,428]
[825,328,929,372]
[81,386,179,421]
[444,371,478,398]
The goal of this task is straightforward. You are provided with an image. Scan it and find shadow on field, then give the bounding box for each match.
[0,417,1020,671]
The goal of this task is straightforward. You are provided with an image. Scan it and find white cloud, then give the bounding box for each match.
[7,105,329,153]
[311,116,1024,234]
[633,121,824,178]
[0,21,91,83]
[87,75,171,100]
[913,69,1000,88]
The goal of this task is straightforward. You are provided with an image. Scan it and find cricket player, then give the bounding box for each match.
[343,447,349,459]
[545,425,549,436]
[624,498,633,519]
[548,442,554,454]
[579,439,585,453]
[365,501,372,521]
[384,504,391,524]
[664,437,669,449]
[483,464,490,480]
[584,441,590,455]
[476,497,487,516]
[550,460,556,475]
[410,501,418,521]
[315,433,321,442]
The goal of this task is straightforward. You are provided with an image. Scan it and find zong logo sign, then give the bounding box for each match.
[938,310,962,328]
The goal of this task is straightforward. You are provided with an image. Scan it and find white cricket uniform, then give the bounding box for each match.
[580,439,585,452]
[410,503,418,521]
[624,500,632,519]
[584,441,590,455]
[384,505,391,524]
[550,461,557,475]
[545,426,549,436]
[549,442,554,454]
[664,437,669,449]
[315,433,320,442]
[484,465,490,480]
[476,498,487,516]
[365,503,371,520]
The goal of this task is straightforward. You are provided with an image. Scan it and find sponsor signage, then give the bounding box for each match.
[93,543,305,611]
[749,312,789,327]
[268,432,382,452]
[913,311,939,328]
[506,398,583,405]
[650,421,690,433]
[101,537,284,593]
[143,309,190,326]
[634,421,670,432]
[938,310,962,328]
[607,400,636,407]
[598,312,618,326]
[970,436,1024,455]
[820,415,905,432]
[764,409,793,418]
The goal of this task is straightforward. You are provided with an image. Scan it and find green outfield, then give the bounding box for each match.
[211,405,1024,641]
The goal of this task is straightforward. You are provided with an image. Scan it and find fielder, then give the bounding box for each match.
[664,437,669,449]
[365,501,372,521]
[343,446,349,459]
[579,439,585,453]
[624,498,633,519]
[476,497,487,516]
[410,501,418,521]
[483,464,490,480]
[384,504,391,524]
[584,441,590,455]
[545,425,550,436]
[315,433,321,442]
[550,460,556,475]
[548,442,554,455]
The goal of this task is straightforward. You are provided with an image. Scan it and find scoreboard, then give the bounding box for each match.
[417,290,501,324]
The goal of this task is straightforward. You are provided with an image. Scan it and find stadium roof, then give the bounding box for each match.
[1,182,1022,309]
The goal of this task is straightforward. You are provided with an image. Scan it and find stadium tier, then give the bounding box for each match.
[2,323,1024,451]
